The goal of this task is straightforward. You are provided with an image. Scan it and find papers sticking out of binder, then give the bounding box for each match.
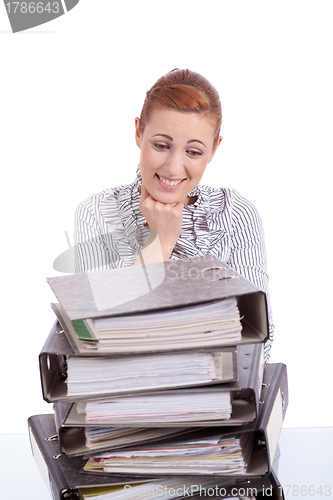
[81,427,199,457]
[80,363,288,479]
[40,322,238,404]
[47,256,269,356]
[66,349,233,398]
[52,298,243,354]
[84,297,241,342]
[52,344,264,458]
[76,389,233,425]
[83,432,254,475]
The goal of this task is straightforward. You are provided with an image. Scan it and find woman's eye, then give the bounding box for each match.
[187,150,203,157]
[154,143,169,150]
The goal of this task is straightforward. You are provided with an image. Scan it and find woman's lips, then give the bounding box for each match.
[156,174,185,190]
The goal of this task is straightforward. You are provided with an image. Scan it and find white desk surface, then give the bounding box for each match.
[0,427,332,500]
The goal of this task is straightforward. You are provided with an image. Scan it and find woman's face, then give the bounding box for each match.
[135,108,222,204]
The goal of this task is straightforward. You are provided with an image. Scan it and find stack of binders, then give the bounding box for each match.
[28,255,288,500]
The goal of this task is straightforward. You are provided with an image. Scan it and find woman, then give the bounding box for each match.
[75,68,274,361]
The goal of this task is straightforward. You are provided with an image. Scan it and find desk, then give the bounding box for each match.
[0,428,332,500]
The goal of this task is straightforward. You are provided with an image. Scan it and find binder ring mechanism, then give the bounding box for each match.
[63,490,80,499]
[259,382,271,405]
[45,434,58,442]
[258,439,266,449]
[202,266,238,281]
[45,435,62,460]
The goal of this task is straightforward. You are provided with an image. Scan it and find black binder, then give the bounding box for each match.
[28,413,284,500]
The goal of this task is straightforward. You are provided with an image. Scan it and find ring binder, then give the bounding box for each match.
[47,256,269,348]
[29,254,286,499]
[49,344,264,458]
[28,360,287,496]
[40,321,243,404]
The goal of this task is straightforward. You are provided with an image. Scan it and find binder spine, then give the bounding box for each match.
[237,343,264,413]
[248,343,265,399]
[54,402,69,455]
[51,303,81,356]
[259,364,289,425]
[28,415,81,500]
[258,363,288,472]
[39,321,74,403]
[39,351,67,404]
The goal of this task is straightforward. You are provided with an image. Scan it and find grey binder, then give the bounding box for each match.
[28,412,284,500]
[47,255,269,355]
[39,321,240,403]
[52,343,264,458]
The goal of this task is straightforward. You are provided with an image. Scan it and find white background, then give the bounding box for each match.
[0,1,332,433]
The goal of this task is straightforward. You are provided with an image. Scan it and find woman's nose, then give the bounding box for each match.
[166,151,186,176]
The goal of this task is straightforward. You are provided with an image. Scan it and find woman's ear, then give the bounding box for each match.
[208,135,223,163]
[135,117,142,148]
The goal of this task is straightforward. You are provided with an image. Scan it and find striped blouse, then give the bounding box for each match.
[75,171,274,361]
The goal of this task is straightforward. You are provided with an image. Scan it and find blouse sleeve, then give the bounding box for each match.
[226,190,274,361]
[74,192,137,273]
[74,196,113,273]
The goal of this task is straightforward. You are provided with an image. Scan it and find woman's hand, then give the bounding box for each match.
[134,184,184,264]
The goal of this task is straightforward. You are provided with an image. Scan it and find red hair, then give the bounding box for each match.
[139,69,222,147]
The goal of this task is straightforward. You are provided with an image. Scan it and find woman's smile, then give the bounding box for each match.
[155,174,186,190]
